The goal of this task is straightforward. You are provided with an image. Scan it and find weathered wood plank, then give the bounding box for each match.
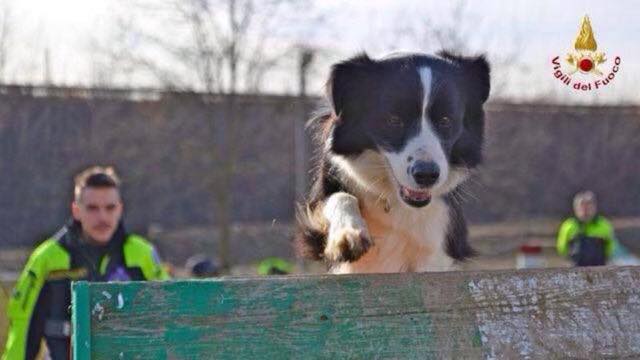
[72,266,640,359]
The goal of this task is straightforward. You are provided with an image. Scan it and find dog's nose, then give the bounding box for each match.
[411,161,440,187]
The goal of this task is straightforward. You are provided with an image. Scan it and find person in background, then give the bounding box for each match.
[3,166,170,360]
[185,254,220,278]
[557,191,616,266]
[257,257,294,275]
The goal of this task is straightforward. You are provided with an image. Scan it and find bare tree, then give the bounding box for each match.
[96,0,315,93]
[92,0,321,269]
[0,1,12,82]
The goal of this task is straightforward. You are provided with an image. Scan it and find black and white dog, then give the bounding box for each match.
[295,51,490,274]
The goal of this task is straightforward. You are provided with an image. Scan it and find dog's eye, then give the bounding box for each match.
[387,115,403,127]
[439,116,451,127]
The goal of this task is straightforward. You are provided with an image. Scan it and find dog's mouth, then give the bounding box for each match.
[399,185,432,207]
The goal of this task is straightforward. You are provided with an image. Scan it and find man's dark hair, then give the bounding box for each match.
[74,166,121,202]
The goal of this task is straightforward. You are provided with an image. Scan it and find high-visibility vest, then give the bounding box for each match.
[2,232,169,360]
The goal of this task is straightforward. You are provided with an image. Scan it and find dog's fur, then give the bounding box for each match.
[295,51,490,274]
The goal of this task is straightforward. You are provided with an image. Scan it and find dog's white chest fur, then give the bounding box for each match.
[331,193,454,274]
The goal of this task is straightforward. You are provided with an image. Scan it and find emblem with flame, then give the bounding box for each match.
[565,15,606,75]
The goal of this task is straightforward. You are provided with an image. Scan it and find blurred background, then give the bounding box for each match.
[1,0,639,329]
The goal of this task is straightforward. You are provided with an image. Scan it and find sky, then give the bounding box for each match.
[1,0,638,104]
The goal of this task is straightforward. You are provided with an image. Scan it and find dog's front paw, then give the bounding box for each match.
[324,227,372,263]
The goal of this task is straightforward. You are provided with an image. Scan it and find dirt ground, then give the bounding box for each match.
[2,217,638,276]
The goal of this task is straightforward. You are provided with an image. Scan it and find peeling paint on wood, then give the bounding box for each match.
[72,266,640,359]
[468,268,640,359]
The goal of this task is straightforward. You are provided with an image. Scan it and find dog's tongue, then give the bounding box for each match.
[402,186,431,201]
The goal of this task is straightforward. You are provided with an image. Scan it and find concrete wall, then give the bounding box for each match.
[0,86,638,249]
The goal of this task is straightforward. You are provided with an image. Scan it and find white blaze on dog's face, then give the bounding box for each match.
[383,67,450,207]
[327,52,490,208]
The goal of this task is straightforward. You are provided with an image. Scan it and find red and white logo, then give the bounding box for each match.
[551,15,621,91]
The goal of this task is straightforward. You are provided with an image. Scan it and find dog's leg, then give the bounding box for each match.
[322,192,372,262]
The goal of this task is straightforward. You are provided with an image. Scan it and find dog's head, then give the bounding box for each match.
[325,51,490,208]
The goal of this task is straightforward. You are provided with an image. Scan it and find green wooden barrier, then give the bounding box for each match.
[72,266,640,359]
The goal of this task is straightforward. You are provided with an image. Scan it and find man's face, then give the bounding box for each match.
[72,187,123,244]
[574,199,597,222]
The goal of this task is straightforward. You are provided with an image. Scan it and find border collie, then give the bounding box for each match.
[295,51,490,274]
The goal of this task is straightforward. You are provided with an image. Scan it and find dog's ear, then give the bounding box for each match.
[326,53,378,117]
[324,53,378,155]
[438,51,491,103]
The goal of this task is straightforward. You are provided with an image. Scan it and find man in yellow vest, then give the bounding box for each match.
[557,191,616,266]
[2,166,169,360]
